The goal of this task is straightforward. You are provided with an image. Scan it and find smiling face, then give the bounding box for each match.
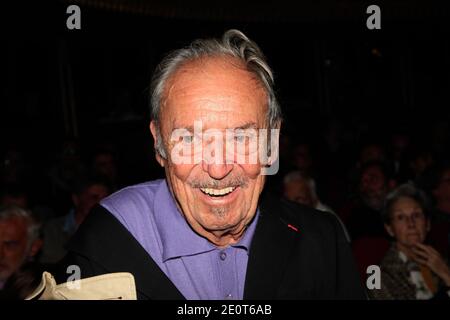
[150,57,271,246]
[385,196,430,249]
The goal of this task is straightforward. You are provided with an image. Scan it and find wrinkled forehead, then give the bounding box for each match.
[160,57,268,130]
[163,57,266,99]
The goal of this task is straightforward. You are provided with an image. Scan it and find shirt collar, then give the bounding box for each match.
[153,179,259,262]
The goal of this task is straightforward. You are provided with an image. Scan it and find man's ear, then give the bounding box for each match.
[29,238,43,258]
[384,223,395,238]
[150,121,165,167]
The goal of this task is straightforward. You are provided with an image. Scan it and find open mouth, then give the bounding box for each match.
[199,186,237,197]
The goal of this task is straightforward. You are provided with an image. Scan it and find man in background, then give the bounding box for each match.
[283,170,351,242]
[39,178,110,264]
[0,206,42,291]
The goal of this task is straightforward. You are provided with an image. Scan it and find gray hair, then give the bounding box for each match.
[150,29,282,158]
[0,205,41,247]
[382,183,431,224]
[283,171,318,201]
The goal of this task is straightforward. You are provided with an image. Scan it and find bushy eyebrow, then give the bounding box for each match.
[234,122,258,130]
[172,125,195,132]
[172,122,258,132]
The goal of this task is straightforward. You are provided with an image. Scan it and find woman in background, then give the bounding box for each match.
[370,184,450,300]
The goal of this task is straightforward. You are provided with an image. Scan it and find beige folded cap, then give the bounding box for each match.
[26,271,137,300]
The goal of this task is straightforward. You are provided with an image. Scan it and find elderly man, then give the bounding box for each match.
[283,171,351,242]
[39,30,364,300]
[0,206,42,290]
[346,160,397,242]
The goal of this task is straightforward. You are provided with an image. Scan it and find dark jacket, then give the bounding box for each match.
[54,193,366,300]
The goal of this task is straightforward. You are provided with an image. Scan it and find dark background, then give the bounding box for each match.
[2,0,450,193]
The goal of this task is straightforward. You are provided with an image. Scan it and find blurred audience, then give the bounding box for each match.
[283,170,351,242]
[389,131,412,183]
[430,121,450,159]
[343,161,396,279]
[407,145,434,185]
[345,161,396,241]
[0,206,42,292]
[0,148,30,186]
[91,149,120,192]
[291,142,315,176]
[0,184,29,209]
[47,139,87,215]
[370,184,450,300]
[421,162,450,258]
[358,143,387,167]
[39,177,110,264]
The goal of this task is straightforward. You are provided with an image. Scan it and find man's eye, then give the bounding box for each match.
[234,135,247,143]
[181,135,194,144]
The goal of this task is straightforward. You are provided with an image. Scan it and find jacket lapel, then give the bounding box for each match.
[244,196,298,299]
[67,205,185,300]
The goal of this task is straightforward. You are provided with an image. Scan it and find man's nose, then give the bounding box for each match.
[201,137,234,180]
[202,161,233,180]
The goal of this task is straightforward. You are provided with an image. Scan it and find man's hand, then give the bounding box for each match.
[411,243,450,286]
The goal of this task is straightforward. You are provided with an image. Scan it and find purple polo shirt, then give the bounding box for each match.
[100,179,259,300]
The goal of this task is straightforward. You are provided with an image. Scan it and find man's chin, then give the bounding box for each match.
[201,212,238,227]
[196,209,244,230]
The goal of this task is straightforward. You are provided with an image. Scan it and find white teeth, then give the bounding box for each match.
[200,187,236,196]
